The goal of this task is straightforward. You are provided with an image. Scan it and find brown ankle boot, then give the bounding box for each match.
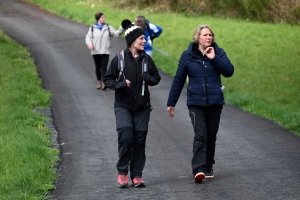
[101,81,107,90]
[97,81,102,89]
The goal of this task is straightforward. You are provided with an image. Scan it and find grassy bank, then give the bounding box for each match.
[0,31,59,199]
[26,0,300,136]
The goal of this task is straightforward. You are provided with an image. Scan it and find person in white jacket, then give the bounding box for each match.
[85,12,124,90]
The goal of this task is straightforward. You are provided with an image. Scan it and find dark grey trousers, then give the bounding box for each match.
[188,105,223,175]
[114,107,151,179]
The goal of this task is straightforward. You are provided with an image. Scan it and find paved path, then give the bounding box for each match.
[1,0,300,199]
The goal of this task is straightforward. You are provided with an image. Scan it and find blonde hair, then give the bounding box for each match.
[192,24,215,44]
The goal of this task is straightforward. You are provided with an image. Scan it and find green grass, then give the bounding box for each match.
[0,31,59,199]
[26,0,300,135]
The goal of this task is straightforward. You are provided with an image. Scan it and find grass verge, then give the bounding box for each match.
[0,31,59,199]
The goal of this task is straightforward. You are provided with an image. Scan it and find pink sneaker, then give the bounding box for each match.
[132,177,145,187]
[117,174,129,188]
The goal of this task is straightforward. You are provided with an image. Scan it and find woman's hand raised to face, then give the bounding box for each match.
[204,47,215,59]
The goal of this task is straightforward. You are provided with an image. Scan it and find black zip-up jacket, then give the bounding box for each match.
[104,48,161,111]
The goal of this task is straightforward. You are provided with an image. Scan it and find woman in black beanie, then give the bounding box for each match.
[104,19,161,188]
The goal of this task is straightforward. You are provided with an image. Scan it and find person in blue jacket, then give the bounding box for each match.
[134,15,162,57]
[167,24,234,183]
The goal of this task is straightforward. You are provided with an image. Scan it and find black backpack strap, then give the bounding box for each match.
[142,55,148,73]
[106,23,113,37]
[91,26,94,39]
[117,51,125,81]
[141,55,149,96]
[146,22,154,41]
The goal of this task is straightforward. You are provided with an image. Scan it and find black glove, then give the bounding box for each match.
[141,72,152,82]
[115,79,127,91]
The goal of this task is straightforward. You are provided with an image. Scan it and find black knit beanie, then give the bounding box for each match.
[121,19,144,45]
[95,12,104,21]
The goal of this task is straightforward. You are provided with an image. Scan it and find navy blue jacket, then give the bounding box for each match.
[167,42,234,107]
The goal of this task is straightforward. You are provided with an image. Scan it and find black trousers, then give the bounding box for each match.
[188,105,223,175]
[92,54,109,81]
[114,107,151,179]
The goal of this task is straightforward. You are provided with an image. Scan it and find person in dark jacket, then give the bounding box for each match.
[104,19,161,188]
[167,24,234,183]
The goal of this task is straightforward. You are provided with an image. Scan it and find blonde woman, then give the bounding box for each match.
[167,24,234,183]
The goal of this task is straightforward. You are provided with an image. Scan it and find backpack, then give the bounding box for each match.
[91,24,112,39]
[117,50,149,96]
[146,22,154,42]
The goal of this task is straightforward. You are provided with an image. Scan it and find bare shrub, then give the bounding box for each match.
[272,0,300,24]
[110,0,300,25]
